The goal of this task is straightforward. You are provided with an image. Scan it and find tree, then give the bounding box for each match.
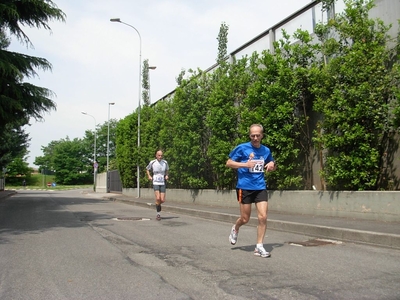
[94,0,400,191]
[243,29,319,190]
[312,0,400,190]
[34,140,60,172]
[169,68,212,188]
[34,137,91,185]
[86,119,118,173]
[116,114,138,187]
[52,138,91,185]
[142,59,150,106]
[0,0,66,169]
[0,120,30,168]
[5,156,31,177]
[216,22,228,64]
[3,154,33,186]
[206,23,246,189]
[0,36,55,128]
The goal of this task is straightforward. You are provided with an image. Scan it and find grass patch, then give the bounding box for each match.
[6,184,93,191]
[5,173,93,190]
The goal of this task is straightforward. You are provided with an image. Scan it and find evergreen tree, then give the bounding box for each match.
[142,59,150,106]
[0,0,66,169]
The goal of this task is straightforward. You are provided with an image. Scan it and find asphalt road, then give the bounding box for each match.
[0,189,399,300]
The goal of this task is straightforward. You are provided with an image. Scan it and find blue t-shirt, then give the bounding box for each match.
[229,142,274,190]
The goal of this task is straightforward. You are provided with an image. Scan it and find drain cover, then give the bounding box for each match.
[288,239,342,247]
[113,217,151,221]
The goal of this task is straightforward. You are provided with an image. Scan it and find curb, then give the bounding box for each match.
[107,197,400,250]
[0,190,17,199]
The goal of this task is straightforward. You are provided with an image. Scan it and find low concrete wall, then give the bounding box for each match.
[96,173,107,193]
[269,190,400,222]
[122,188,400,222]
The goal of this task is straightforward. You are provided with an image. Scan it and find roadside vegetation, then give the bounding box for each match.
[1,0,399,191]
[116,0,400,191]
[5,173,91,190]
[0,1,65,181]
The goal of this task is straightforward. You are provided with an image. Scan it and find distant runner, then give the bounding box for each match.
[146,150,169,221]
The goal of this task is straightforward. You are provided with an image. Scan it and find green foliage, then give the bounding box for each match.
[34,118,118,178]
[28,173,54,187]
[320,0,336,12]
[34,140,60,171]
[5,176,31,186]
[168,70,211,188]
[5,156,32,176]
[312,0,400,190]
[391,20,400,129]
[142,59,150,106]
[89,119,117,173]
[206,56,249,189]
[116,114,137,187]
[34,137,92,185]
[243,29,320,189]
[5,173,92,189]
[30,0,400,191]
[0,121,30,168]
[216,22,229,64]
[0,0,65,46]
[52,138,91,185]
[113,0,400,191]
[0,0,66,126]
[0,0,66,170]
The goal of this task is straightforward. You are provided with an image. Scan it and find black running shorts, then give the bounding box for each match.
[236,189,268,204]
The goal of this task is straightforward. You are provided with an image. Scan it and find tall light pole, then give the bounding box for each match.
[107,102,115,172]
[81,111,97,191]
[110,17,142,198]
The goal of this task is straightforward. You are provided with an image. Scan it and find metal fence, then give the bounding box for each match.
[107,170,122,193]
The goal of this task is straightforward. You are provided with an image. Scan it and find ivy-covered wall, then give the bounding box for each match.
[116,0,400,191]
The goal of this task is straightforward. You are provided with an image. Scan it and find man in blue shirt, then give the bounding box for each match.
[226,124,276,258]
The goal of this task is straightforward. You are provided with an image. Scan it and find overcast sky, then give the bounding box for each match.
[9,0,312,167]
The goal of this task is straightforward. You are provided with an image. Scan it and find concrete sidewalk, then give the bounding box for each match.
[104,193,400,250]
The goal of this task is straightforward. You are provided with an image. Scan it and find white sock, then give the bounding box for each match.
[256,243,263,248]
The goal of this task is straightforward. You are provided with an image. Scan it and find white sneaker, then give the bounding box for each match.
[229,225,238,245]
[254,245,271,258]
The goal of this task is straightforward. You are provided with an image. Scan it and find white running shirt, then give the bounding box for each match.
[146,159,169,186]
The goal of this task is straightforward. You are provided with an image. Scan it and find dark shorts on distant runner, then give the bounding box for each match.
[236,189,268,204]
[153,185,166,193]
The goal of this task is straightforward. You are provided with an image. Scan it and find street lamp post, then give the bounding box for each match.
[107,102,115,172]
[107,102,115,193]
[110,17,142,198]
[81,111,97,192]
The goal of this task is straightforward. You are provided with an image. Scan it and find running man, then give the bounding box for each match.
[226,124,276,257]
[146,150,169,220]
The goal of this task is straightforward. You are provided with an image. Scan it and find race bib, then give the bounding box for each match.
[249,159,264,173]
[153,174,165,183]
